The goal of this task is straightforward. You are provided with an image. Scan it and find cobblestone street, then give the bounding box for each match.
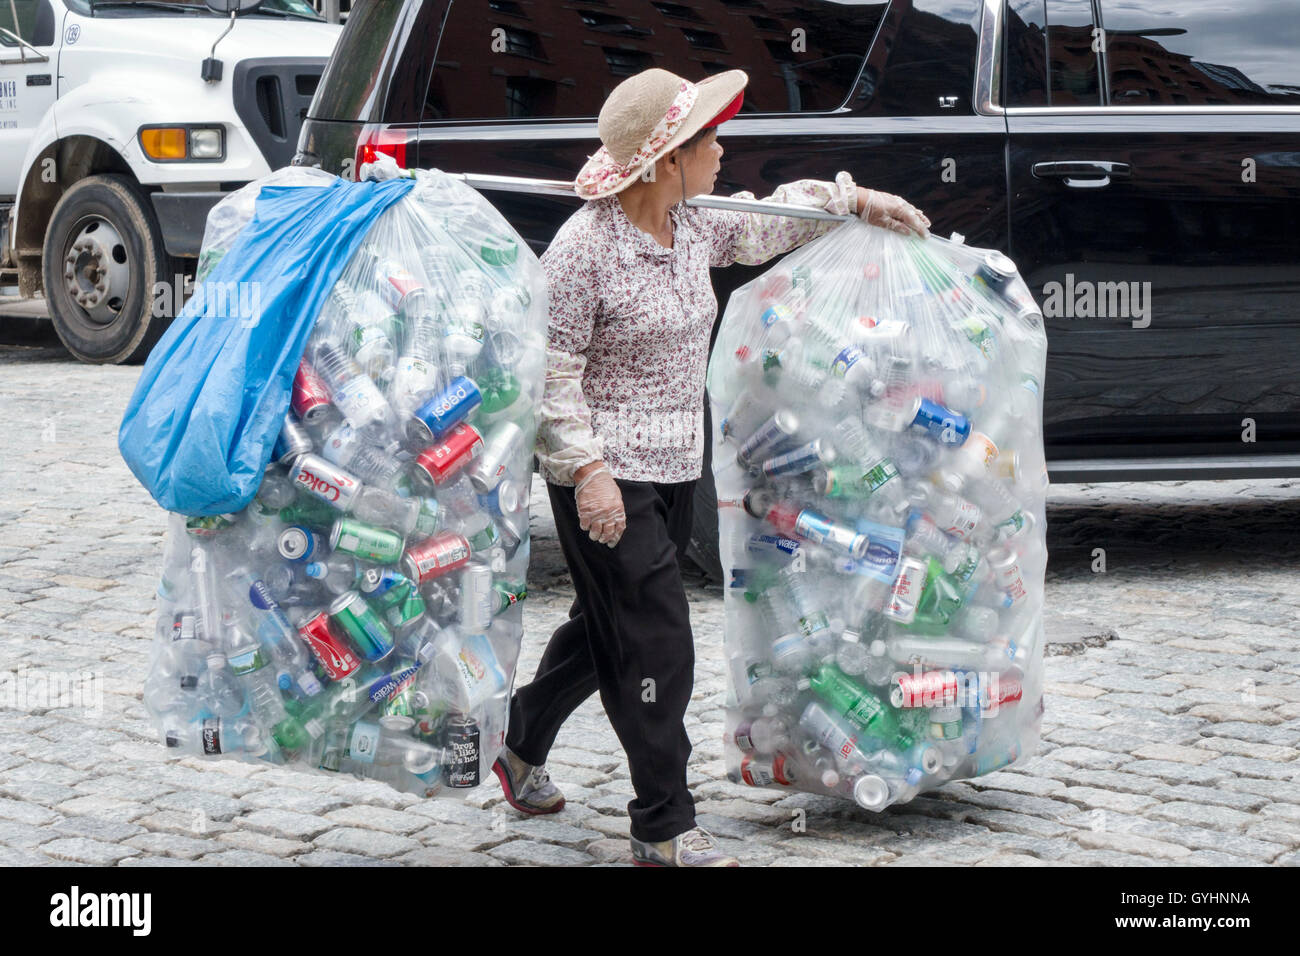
[1,332,1298,867]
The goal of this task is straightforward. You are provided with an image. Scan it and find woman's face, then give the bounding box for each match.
[674,128,723,198]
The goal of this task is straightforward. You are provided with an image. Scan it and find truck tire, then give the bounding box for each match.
[42,174,179,364]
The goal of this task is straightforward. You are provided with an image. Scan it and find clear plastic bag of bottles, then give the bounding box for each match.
[195,165,336,283]
[708,221,1048,811]
[142,168,546,798]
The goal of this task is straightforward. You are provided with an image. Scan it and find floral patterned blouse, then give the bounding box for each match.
[535,171,859,486]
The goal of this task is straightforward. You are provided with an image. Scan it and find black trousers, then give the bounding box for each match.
[506,478,697,843]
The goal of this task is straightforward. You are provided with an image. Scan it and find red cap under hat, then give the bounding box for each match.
[703,90,745,129]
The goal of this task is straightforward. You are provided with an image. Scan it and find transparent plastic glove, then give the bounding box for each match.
[575,464,626,548]
[858,188,930,239]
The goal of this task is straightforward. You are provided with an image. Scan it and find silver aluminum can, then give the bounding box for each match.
[273,414,313,465]
[288,453,362,512]
[458,564,494,634]
[467,421,524,495]
[737,409,799,466]
[883,555,928,625]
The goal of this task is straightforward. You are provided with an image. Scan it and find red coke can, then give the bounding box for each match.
[402,532,472,584]
[298,612,360,680]
[413,423,483,488]
[291,360,331,425]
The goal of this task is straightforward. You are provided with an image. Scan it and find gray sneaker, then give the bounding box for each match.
[492,748,566,815]
[630,826,740,867]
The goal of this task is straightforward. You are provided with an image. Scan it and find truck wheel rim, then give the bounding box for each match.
[62,216,131,327]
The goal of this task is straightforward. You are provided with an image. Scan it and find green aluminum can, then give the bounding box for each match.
[330,518,404,564]
[328,590,394,662]
[492,581,527,615]
[380,686,417,731]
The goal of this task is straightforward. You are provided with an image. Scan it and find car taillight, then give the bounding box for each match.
[354,126,409,179]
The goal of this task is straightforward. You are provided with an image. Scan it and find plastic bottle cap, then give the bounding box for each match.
[796,677,812,691]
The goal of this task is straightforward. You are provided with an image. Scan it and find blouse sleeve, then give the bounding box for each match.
[704,170,858,267]
[534,236,605,486]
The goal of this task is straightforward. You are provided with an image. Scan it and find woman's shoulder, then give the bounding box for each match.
[546,198,620,258]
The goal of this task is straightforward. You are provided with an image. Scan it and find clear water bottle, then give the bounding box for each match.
[320,422,403,488]
[197,652,245,718]
[390,307,442,419]
[304,554,360,594]
[350,484,421,536]
[164,716,264,757]
[313,341,392,436]
[190,542,224,645]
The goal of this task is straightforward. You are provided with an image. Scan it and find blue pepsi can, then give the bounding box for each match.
[277,525,324,563]
[909,397,971,446]
[408,376,482,444]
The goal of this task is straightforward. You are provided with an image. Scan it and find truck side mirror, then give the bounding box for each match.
[204,1,267,12]
[201,1,266,83]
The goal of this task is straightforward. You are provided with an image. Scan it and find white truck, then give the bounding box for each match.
[0,0,340,363]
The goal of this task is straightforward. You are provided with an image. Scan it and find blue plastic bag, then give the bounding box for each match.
[118,174,415,516]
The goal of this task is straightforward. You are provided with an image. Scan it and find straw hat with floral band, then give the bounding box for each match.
[574,67,930,236]
[574,68,747,201]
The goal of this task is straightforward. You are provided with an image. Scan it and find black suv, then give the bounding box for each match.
[296,0,1300,573]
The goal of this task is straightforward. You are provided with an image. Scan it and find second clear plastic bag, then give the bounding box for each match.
[707,220,1048,811]
[143,168,547,798]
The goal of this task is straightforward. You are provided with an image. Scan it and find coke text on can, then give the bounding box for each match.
[289,454,361,511]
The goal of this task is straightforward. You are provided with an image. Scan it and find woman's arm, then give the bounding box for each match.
[703,172,929,267]
[535,235,606,486]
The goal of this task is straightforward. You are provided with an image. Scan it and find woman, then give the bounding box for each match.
[492,68,929,867]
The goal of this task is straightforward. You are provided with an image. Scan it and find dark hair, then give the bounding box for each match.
[679,125,715,153]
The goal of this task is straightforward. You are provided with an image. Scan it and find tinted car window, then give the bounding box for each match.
[854,0,980,115]
[1005,0,1101,107]
[1101,0,1300,107]
[309,0,441,123]
[424,0,883,121]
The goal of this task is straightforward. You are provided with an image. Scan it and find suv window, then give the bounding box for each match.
[423,0,883,122]
[1005,0,1101,108]
[1100,0,1300,107]
[853,0,981,116]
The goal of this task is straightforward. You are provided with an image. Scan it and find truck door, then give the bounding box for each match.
[1004,0,1300,468]
[0,0,58,198]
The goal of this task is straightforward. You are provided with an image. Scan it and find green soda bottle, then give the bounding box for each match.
[278,495,340,531]
[907,557,970,635]
[807,662,900,743]
[477,366,522,415]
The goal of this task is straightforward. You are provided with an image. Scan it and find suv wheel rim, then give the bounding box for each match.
[62,216,131,327]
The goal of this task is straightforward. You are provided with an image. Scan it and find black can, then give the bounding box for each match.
[444,713,481,788]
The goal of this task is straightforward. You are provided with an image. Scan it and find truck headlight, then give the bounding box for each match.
[139,126,225,162]
[189,128,224,159]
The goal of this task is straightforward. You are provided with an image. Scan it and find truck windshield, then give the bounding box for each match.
[83,1,324,20]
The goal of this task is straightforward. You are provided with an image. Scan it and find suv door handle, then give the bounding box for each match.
[1032,160,1132,188]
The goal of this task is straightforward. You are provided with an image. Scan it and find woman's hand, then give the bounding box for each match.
[856,188,930,238]
[574,462,626,548]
